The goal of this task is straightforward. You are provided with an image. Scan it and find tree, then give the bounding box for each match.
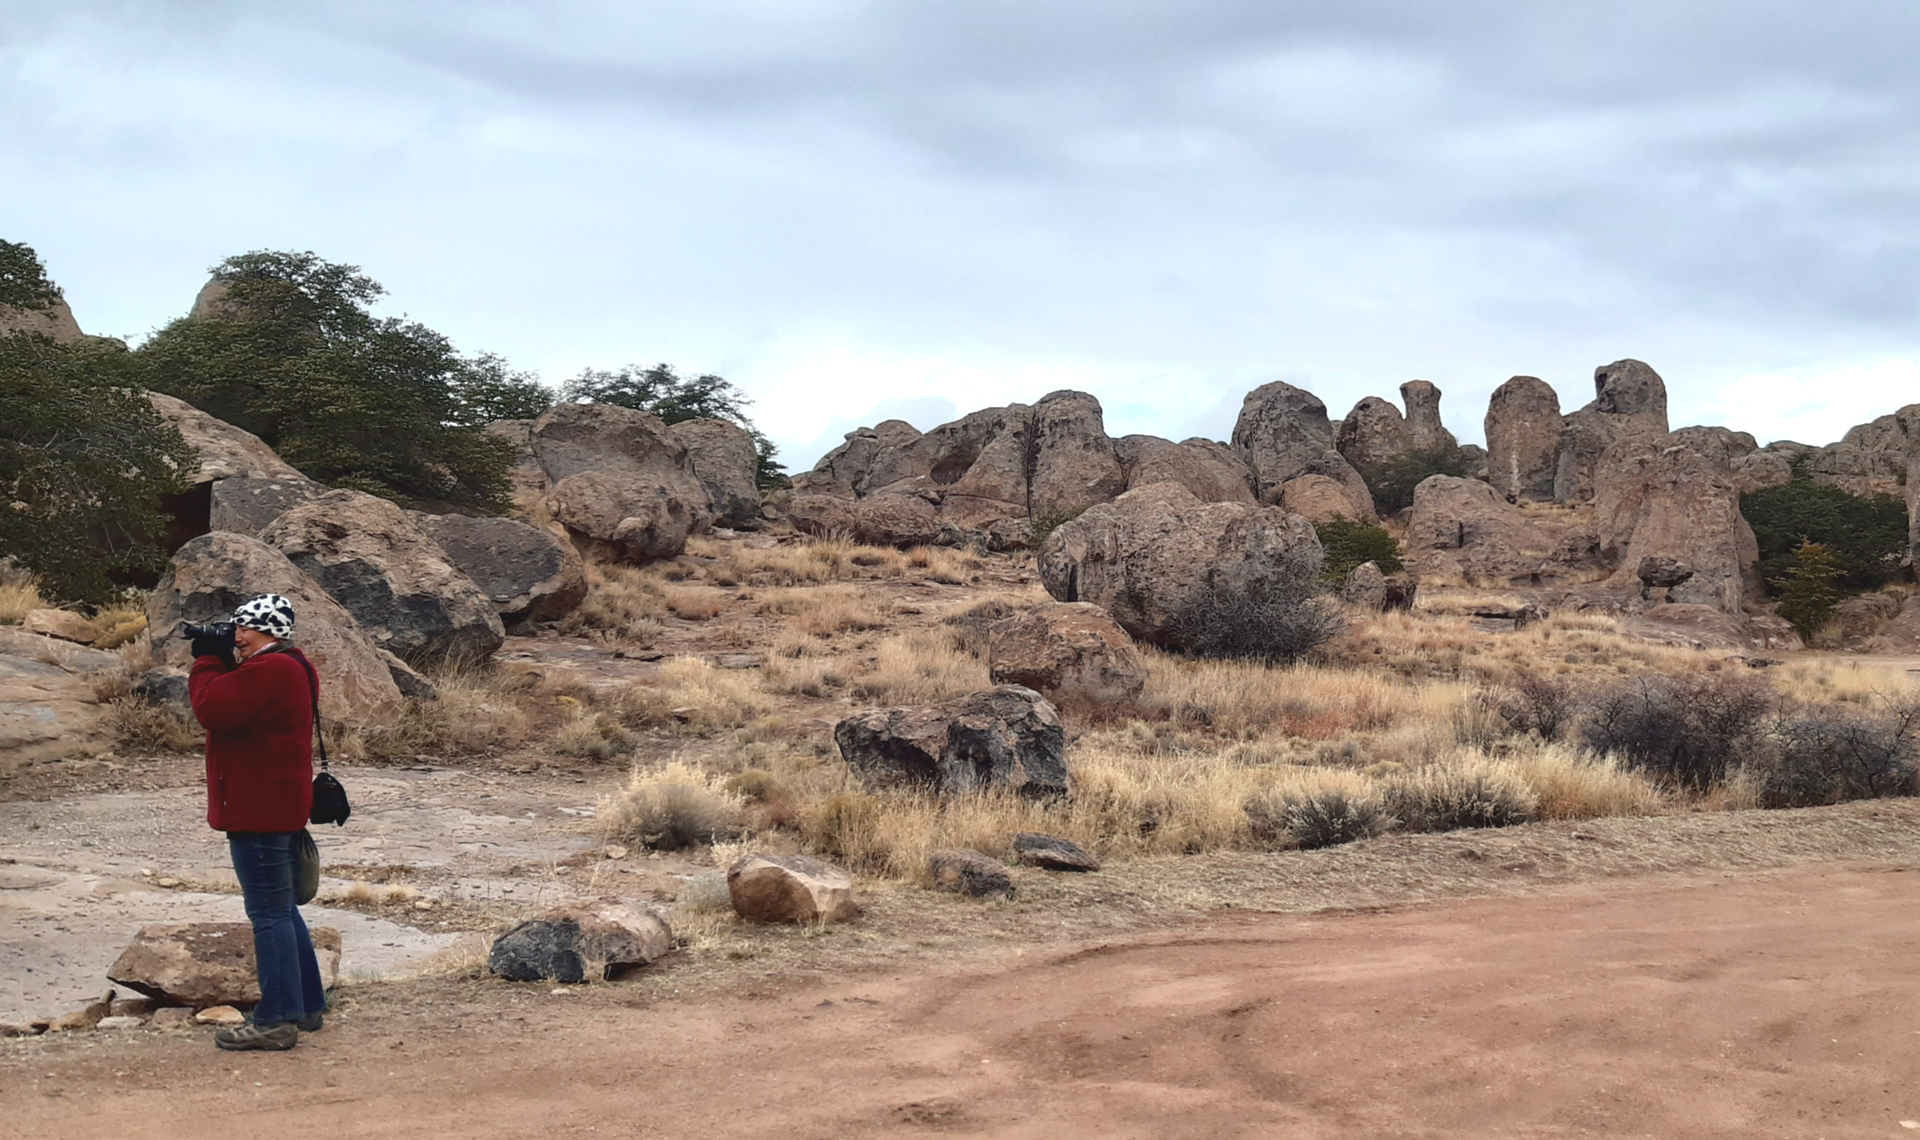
[1314,515,1404,582]
[135,250,536,509]
[0,239,63,310]
[1356,445,1470,515]
[1,328,193,607]
[1774,540,1846,638]
[564,363,787,489]
[1741,466,1908,595]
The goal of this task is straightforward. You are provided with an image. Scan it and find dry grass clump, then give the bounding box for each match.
[1140,650,1474,746]
[105,698,203,753]
[686,534,911,585]
[559,560,665,646]
[553,709,639,758]
[0,573,44,623]
[757,585,884,637]
[1507,744,1668,820]
[601,762,744,850]
[1378,754,1539,833]
[1340,605,1710,685]
[903,545,981,585]
[847,628,991,704]
[620,656,770,733]
[346,666,558,761]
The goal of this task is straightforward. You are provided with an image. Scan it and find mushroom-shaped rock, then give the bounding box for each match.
[927,849,1015,898]
[415,513,587,626]
[834,685,1070,797]
[668,417,762,529]
[530,403,713,562]
[1485,376,1562,502]
[727,854,860,923]
[987,602,1147,704]
[109,923,341,1009]
[260,490,506,666]
[1037,481,1326,646]
[487,900,671,983]
[147,533,407,723]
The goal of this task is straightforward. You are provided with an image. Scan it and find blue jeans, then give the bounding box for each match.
[227,832,327,1027]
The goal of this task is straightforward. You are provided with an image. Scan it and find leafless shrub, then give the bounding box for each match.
[1758,695,1920,808]
[600,763,743,850]
[1494,675,1577,741]
[1579,672,1773,790]
[1381,760,1538,833]
[1171,549,1347,665]
[1245,784,1391,849]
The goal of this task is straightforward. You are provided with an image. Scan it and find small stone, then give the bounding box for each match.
[1012,832,1101,872]
[194,1006,246,1027]
[413,899,436,911]
[927,849,1015,899]
[97,1016,144,1030]
[603,845,629,860]
[155,877,181,888]
[727,854,860,924]
[151,1007,193,1028]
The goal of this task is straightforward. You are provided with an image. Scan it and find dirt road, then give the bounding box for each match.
[8,861,1920,1139]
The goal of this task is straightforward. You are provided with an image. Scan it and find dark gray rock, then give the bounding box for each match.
[129,670,190,708]
[207,477,326,537]
[1012,832,1100,872]
[487,900,671,983]
[834,685,1069,798]
[927,849,1015,899]
[415,514,587,626]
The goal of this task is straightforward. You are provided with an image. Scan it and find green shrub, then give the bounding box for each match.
[1315,515,1404,581]
[1357,445,1471,515]
[1742,467,1908,595]
[1774,541,1845,638]
[565,363,787,489]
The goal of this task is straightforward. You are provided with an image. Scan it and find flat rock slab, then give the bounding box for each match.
[1013,832,1101,872]
[489,899,672,983]
[728,854,860,924]
[109,922,342,1009]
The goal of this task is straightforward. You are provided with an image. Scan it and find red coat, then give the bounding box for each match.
[189,646,316,832]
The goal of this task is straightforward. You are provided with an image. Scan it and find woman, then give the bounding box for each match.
[187,593,328,1052]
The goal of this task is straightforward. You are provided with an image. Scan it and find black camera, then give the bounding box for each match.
[181,621,236,641]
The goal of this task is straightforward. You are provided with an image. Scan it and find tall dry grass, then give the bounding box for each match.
[0,574,43,624]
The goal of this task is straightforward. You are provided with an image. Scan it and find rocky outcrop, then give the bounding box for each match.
[260,490,506,665]
[23,609,95,644]
[487,900,672,983]
[668,418,762,529]
[108,923,341,1009]
[1036,482,1325,645]
[792,419,928,497]
[484,419,549,503]
[1589,428,1761,614]
[986,602,1147,704]
[727,854,860,923]
[1805,404,1920,501]
[927,849,1015,899]
[1404,476,1562,587]
[1554,360,1670,503]
[1485,376,1562,502]
[0,295,85,342]
[1336,381,1456,473]
[529,403,714,563]
[0,629,120,765]
[147,533,406,723]
[415,514,587,626]
[1277,474,1373,523]
[1232,381,1370,507]
[1400,381,1454,452]
[834,685,1069,797]
[206,476,326,537]
[1113,436,1255,504]
[147,393,303,485]
[1027,391,1130,518]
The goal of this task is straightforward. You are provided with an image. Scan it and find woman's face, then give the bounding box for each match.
[233,626,275,661]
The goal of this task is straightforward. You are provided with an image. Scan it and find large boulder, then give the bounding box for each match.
[1335,396,1415,471]
[727,854,860,924]
[530,403,713,562]
[1404,476,1561,586]
[260,490,506,666]
[1554,360,1671,503]
[1036,481,1325,645]
[1027,391,1128,518]
[487,900,671,983]
[792,419,928,497]
[0,629,120,765]
[987,602,1147,704]
[1590,429,1760,613]
[206,476,327,537]
[1277,473,1374,523]
[415,514,587,626]
[108,923,341,1009]
[147,533,406,723]
[1342,561,1389,611]
[1231,381,1370,505]
[668,418,762,529]
[1400,381,1455,452]
[484,419,550,503]
[835,685,1069,797]
[1485,376,1562,502]
[1114,435,1255,504]
[147,393,303,485]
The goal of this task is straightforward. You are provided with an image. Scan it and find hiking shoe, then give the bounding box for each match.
[214,1022,297,1051]
[294,1011,324,1033]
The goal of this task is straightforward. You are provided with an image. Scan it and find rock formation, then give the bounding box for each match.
[1484,376,1561,502]
[834,685,1070,798]
[1336,381,1457,473]
[1037,482,1326,645]
[529,403,714,562]
[0,628,120,764]
[666,418,762,529]
[486,900,671,983]
[0,295,85,342]
[1553,359,1670,503]
[1111,435,1256,504]
[260,490,507,665]
[416,514,587,627]
[1403,476,1562,586]
[927,849,1016,898]
[986,602,1147,704]
[1589,428,1762,613]
[1232,381,1373,515]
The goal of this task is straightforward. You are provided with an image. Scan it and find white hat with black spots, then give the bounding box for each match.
[231,594,296,640]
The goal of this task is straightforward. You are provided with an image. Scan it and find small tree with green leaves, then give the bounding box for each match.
[0,239,64,310]
[564,363,787,489]
[1742,465,1908,594]
[1356,444,1471,515]
[1314,515,1404,582]
[1774,541,1846,639]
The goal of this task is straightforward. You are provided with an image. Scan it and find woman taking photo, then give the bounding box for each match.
[187,593,328,1052]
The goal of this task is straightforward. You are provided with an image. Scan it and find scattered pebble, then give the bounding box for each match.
[194,1006,245,1026]
[96,1016,144,1031]
[155,877,181,888]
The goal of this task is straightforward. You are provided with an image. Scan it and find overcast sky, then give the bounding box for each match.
[6,1,1918,467]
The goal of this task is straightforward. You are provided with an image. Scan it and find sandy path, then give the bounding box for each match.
[9,861,1920,1139]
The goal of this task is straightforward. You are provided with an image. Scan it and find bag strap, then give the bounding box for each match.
[273,646,329,773]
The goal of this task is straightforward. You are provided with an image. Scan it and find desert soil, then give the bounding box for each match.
[4,858,1918,1139]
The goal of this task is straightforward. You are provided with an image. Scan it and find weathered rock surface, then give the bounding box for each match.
[0,295,85,342]
[261,490,506,665]
[792,419,928,497]
[1826,593,1903,644]
[835,685,1070,797]
[530,403,714,562]
[1012,832,1101,872]
[1113,435,1255,504]
[1804,406,1919,500]
[1400,381,1454,453]
[1336,396,1415,471]
[1037,481,1326,645]
[23,609,95,644]
[1485,376,1562,502]
[485,419,550,503]
[416,513,587,626]
[1404,476,1560,587]
[1028,391,1129,518]
[668,418,762,529]
[1343,561,1388,611]
[108,923,341,1008]
[148,532,405,722]
[0,629,125,765]
[486,899,672,983]
[147,393,303,485]
[1865,596,1920,653]
[206,476,327,537]
[1232,381,1370,506]
[1277,473,1374,523]
[49,990,115,1032]
[927,849,1015,899]
[1590,429,1760,613]
[986,602,1147,704]
[1553,360,1671,503]
[727,854,860,923]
